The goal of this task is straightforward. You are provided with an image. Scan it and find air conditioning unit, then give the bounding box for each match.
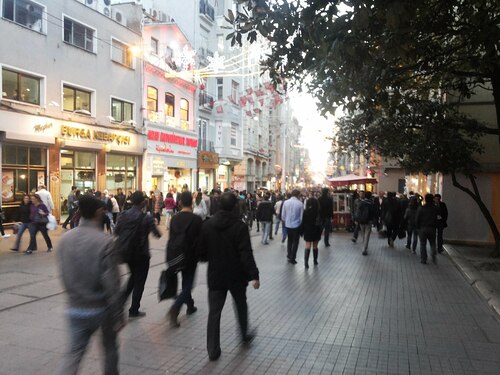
[159,12,170,23]
[97,0,111,17]
[112,9,126,26]
[85,0,97,10]
[149,8,158,19]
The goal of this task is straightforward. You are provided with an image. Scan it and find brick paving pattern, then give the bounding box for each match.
[0,228,499,374]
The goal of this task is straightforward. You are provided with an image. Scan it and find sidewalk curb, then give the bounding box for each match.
[444,244,500,322]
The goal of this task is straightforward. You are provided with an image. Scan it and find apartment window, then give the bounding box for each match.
[111,98,133,122]
[1,68,40,105]
[231,80,239,102]
[2,0,44,32]
[111,38,133,68]
[63,17,95,52]
[165,92,175,117]
[147,86,158,112]
[151,37,158,55]
[217,34,224,52]
[63,85,91,113]
[231,123,238,146]
[217,77,223,100]
[180,99,189,121]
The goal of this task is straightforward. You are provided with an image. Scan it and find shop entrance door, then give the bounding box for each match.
[151,176,163,193]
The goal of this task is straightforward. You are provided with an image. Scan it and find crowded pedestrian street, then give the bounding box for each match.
[1,227,499,375]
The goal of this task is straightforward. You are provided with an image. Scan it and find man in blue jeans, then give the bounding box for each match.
[281,189,304,264]
[57,195,124,375]
[166,191,203,327]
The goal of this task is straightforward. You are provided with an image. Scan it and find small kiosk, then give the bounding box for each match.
[327,174,378,230]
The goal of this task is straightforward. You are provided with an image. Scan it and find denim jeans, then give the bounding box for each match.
[261,221,271,244]
[406,226,418,252]
[58,309,118,375]
[274,217,281,235]
[13,223,30,250]
[323,218,332,245]
[28,222,53,250]
[173,265,196,310]
[419,226,436,262]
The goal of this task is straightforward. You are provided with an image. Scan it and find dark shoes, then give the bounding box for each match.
[10,248,18,252]
[186,306,197,315]
[432,254,437,264]
[362,251,368,256]
[351,238,357,243]
[325,243,330,247]
[421,260,427,264]
[242,332,255,344]
[47,248,52,252]
[287,259,297,265]
[129,311,146,319]
[208,349,221,361]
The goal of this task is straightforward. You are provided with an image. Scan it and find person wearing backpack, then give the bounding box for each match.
[166,191,203,327]
[356,191,376,256]
[115,191,161,319]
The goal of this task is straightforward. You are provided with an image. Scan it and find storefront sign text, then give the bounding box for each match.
[34,122,53,133]
[147,130,198,148]
[155,144,174,153]
[61,125,131,146]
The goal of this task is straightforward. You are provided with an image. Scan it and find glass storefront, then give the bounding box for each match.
[106,154,137,193]
[1,144,47,221]
[166,168,191,192]
[61,149,96,193]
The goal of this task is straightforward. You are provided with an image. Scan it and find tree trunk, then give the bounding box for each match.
[451,172,500,257]
[491,65,500,143]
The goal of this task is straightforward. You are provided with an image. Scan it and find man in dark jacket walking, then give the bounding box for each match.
[256,192,274,244]
[115,191,161,318]
[198,192,260,361]
[167,191,203,327]
[416,194,438,264]
[382,192,402,247]
[434,194,448,253]
[318,188,333,247]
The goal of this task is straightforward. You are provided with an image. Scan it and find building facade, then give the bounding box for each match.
[0,0,145,221]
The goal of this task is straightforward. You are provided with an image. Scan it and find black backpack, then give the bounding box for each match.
[356,201,371,224]
[115,212,145,263]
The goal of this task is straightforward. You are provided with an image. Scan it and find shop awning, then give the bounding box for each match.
[326,174,378,187]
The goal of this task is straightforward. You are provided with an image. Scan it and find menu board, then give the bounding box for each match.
[2,170,14,202]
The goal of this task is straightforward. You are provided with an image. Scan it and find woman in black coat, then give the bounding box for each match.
[302,197,322,268]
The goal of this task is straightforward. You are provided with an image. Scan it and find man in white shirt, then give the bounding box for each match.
[280,189,304,264]
[37,184,54,214]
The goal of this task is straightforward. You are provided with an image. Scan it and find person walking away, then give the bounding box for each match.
[302,197,322,267]
[416,194,438,264]
[281,189,304,264]
[57,195,124,375]
[434,194,448,253]
[115,191,161,318]
[0,206,9,239]
[26,194,53,254]
[110,194,120,224]
[197,192,260,361]
[164,192,176,229]
[256,193,273,245]
[404,196,419,253]
[351,191,365,243]
[274,195,284,237]
[10,194,32,251]
[193,191,208,221]
[382,192,402,247]
[373,191,385,232]
[153,191,163,224]
[62,186,77,229]
[166,191,203,327]
[318,188,333,247]
[355,192,376,256]
[36,184,54,214]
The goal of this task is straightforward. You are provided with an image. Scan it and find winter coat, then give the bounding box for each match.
[302,207,322,242]
[198,210,259,290]
[256,200,274,222]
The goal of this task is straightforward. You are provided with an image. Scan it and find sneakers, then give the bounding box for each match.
[2,234,11,238]
[129,311,146,319]
[47,248,53,252]
[25,250,33,255]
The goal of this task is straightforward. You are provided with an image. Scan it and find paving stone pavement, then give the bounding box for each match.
[1,227,500,374]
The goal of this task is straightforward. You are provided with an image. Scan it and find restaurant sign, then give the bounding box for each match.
[60,125,131,145]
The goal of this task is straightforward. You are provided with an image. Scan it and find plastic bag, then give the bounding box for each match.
[46,214,57,230]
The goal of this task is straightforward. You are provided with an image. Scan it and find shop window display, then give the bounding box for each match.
[1,145,46,222]
[106,154,137,193]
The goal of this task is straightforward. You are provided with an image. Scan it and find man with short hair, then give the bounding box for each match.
[167,191,203,327]
[198,192,260,361]
[256,193,273,245]
[416,194,438,264]
[57,195,123,375]
[356,192,376,256]
[116,191,161,318]
[281,189,304,264]
[318,188,333,247]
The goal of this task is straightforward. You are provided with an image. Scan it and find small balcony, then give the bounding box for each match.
[199,0,215,21]
[199,92,214,112]
[198,140,215,152]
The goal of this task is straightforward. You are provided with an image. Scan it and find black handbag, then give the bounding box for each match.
[158,269,178,301]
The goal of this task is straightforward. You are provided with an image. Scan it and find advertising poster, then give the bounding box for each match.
[2,170,14,202]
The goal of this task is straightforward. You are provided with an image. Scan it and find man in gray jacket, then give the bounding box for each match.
[57,195,123,375]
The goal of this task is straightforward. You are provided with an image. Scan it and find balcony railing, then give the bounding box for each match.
[199,92,214,111]
[198,140,215,152]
